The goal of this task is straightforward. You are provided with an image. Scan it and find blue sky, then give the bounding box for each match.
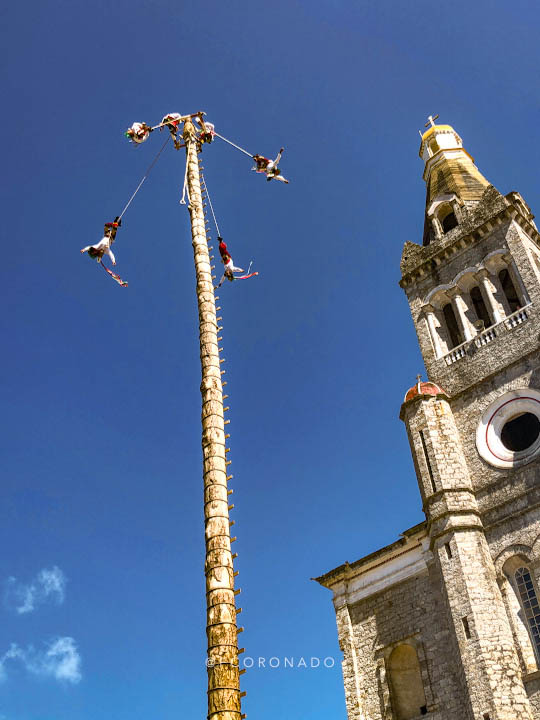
[2,1,540,718]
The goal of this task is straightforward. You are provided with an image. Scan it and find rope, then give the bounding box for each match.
[118,135,170,220]
[200,172,220,237]
[180,152,190,205]
[213,132,253,159]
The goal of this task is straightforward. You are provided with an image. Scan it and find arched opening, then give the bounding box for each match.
[502,556,540,672]
[515,567,540,663]
[442,303,463,349]
[470,286,492,329]
[498,269,522,313]
[428,137,439,156]
[387,644,427,720]
[441,210,458,233]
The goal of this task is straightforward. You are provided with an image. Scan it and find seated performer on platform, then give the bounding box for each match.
[161,113,182,149]
[252,147,289,183]
[199,122,215,144]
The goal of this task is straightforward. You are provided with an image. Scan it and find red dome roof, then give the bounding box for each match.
[403,381,447,403]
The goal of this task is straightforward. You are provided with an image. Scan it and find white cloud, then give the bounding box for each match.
[0,637,81,684]
[42,637,82,683]
[6,566,66,614]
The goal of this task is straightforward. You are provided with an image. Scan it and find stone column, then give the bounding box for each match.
[474,269,503,324]
[451,199,464,223]
[449,290,473,341]
[504,253,530,306]
[489,271,512,316]
[183,118,242,720]
[335,598,368,720]
[422,304,443,358]
[430,216,443,242]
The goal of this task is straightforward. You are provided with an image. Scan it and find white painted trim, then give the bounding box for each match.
[332,536,430,607]
[426,193,457,218]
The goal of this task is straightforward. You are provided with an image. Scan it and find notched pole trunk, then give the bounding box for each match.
[183,119,242,720]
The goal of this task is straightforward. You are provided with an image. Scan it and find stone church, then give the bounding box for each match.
[315,120,540,720]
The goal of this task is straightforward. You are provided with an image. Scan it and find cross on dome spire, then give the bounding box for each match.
[425,114,439,128]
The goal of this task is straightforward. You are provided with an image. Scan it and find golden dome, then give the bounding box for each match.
[420,123,455,142]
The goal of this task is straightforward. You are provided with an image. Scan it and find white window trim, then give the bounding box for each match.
[476,389,540,468]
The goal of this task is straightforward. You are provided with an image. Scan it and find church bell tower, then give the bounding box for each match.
[316,117,540,720]
[399,117,540,720]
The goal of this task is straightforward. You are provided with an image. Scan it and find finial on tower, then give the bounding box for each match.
[416,374,422,394]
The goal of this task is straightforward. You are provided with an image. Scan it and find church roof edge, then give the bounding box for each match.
[313,521,427,589]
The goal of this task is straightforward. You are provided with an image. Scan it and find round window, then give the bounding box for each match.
[500,413,540,451]
[476,390,540,468]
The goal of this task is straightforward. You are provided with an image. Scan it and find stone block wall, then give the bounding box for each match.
[344,571,468,719]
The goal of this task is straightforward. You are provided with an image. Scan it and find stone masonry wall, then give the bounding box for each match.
[450,363,540,494]
[435,528,534,719]
[346,571,468,719]
[448,356,540,698]
[335,601,369,720]
[401,392,536,718]
[485,509,540,715]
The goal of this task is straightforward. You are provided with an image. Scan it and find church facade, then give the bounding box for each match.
[316,121,540,720]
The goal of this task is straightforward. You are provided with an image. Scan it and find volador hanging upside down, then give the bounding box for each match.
[80,218,128,287]
[215,237,258,288]
[82,111,287,288]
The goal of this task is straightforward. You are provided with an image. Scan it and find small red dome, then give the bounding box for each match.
[403,381,447,403]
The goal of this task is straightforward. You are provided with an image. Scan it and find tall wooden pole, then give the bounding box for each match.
[183,118,243,720]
